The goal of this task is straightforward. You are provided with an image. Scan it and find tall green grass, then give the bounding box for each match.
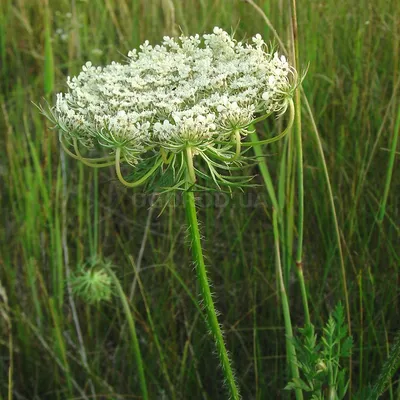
[0,0,399,398]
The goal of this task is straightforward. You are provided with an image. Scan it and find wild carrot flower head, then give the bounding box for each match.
[70,257,113,304]
[42,27,297,189]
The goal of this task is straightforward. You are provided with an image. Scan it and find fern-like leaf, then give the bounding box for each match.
[369,330,400,399]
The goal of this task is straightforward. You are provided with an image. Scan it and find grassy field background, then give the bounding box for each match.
[0,0,399,398]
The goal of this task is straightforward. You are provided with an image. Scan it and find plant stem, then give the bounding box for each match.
[272,209,303,400]
[183,147,240,400]
[115,148,163,188]
[290,0,311,327]
[328,386,336,400]
[378,103,400,222]
[103,264,149,400]
[249,131,279,211]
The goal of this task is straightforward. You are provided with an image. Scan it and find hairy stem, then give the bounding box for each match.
[184,149,240,400]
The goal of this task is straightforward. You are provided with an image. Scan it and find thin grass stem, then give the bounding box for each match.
[378,103,400,222]
[129,256,177,400]
[272,208,303,400]
[290,0,310,327]
[103,263,149,400]
[249,131,279,212]
[244,0,348,331]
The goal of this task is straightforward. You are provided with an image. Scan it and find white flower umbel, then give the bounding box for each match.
[42,27,297,189]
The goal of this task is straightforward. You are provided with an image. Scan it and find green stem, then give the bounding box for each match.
[328,386,336,400]
[250,109,309,325]
[71,138,115,167]
[272,209,303,400]
[60,136,114,163]
[249,130,279,211]
[103,264,149,400]
[296,264,310,324]
[241,1,350,335]
[207,130,242,162]
[185,147,196,183]
[183,149,240,400]
[290,0,311,327]
[7,308,13,400]
[293,94,304,264]
[242,100,294,146]
[115,148,163,188]
[378,103,400,222]
[93,169,99,255]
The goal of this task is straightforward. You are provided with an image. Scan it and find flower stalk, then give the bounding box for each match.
[183,149,240,400]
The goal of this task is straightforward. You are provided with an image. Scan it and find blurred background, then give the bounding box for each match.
[0,0,399,398]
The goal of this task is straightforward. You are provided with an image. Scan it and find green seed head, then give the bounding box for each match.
[70,257,113,304]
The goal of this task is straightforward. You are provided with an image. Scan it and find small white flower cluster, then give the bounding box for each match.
[54,27,296,164]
